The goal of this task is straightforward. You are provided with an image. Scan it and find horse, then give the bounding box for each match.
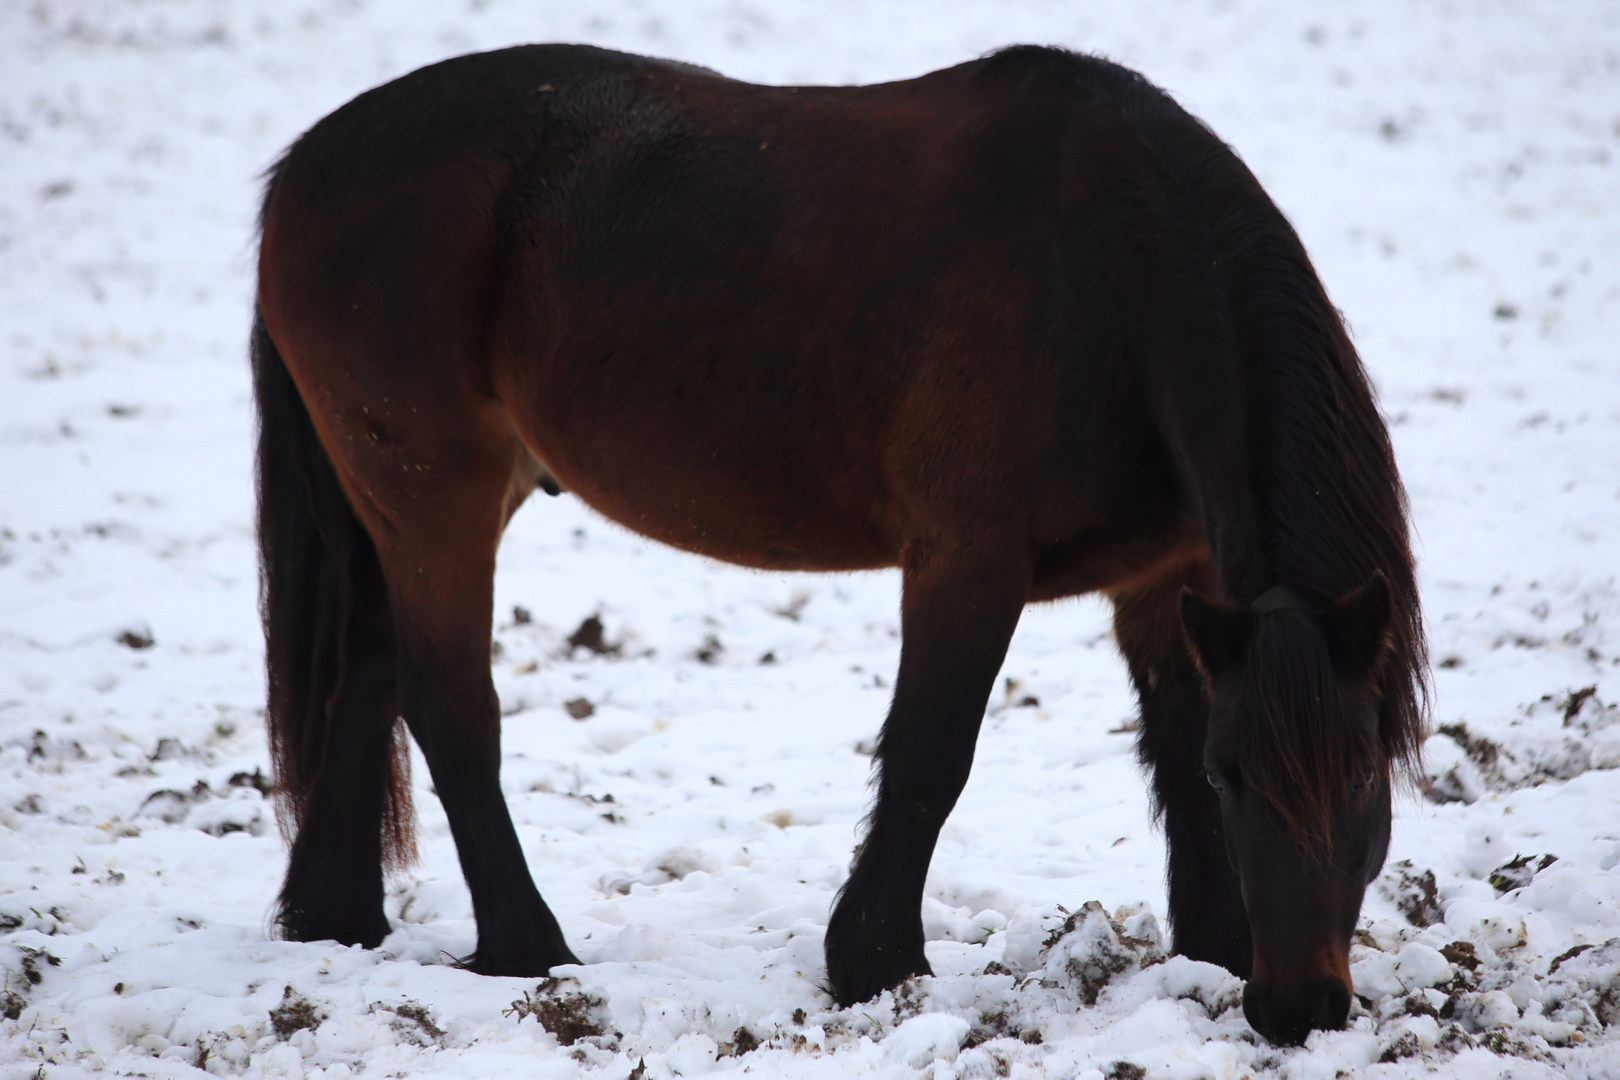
[251,43,1427,1046]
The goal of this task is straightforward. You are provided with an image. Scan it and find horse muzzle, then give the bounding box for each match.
[1242,972,1351,1046]
[1242,941,1353,1045]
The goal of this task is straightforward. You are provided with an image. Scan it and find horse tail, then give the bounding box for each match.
[251,303,416,870]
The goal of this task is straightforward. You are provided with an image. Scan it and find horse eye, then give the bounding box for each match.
[1350,770,1378,794]
[1205,770,1230,796]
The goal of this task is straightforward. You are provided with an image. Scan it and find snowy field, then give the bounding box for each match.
[3,0,1620,1076]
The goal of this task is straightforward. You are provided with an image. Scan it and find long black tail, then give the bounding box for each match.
[251,306,416,869]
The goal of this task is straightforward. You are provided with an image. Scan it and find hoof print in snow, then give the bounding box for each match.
[506,978,612,1047]
[269,986,323,1040]
[1379,860,1442,927]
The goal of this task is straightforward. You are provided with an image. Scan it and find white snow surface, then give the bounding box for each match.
[3,0,1620,1077]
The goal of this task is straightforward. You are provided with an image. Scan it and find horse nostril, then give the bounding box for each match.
[1311,976,1351,1032]
[1243,978,1351,1046]
[1241,982,1277,1042]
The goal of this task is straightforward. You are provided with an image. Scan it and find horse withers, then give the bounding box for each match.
[252,44,1427,1045]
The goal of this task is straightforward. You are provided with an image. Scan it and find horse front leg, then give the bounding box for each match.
[826,537,1029,1006]
[1113,566,1252,977]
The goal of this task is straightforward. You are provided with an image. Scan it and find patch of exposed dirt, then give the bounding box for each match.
[507,978,613,1046]
[268,986,322,1039]
[565,614,621,658]
[1380,860,1442,927]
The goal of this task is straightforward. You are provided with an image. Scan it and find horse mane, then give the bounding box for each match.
[979,47,1430,832]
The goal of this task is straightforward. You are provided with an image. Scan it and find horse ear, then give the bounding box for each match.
[1321,571,1394,679]
[1179,589,1253,678]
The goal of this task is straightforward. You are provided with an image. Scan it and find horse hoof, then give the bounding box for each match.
[461,942,582,978]
[824,933,932,1007]
[826,957,932,1008]
[276,907,391,951]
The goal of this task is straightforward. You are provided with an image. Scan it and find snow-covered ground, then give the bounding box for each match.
[3,0,1619,1076]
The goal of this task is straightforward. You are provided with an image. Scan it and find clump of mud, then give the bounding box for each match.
[507,978,615,1047]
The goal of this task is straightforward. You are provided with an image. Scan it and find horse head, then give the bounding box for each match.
[1180,574,1398,1045]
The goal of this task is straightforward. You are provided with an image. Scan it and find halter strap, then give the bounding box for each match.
[1251,585,1306,615]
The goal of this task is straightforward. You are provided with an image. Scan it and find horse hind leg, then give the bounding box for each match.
[338,398,577,976]
[826,535,1030,1005]
[1112,556,1251,976]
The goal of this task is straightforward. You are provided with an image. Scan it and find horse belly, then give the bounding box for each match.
[515,400,900,573]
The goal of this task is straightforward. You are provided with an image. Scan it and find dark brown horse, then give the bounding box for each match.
[252,44,1427,1045]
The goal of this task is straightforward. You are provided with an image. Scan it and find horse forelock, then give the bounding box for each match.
[1236,608,1386,858]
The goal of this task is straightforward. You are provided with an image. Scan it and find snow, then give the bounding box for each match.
[3,0,1619,1076]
